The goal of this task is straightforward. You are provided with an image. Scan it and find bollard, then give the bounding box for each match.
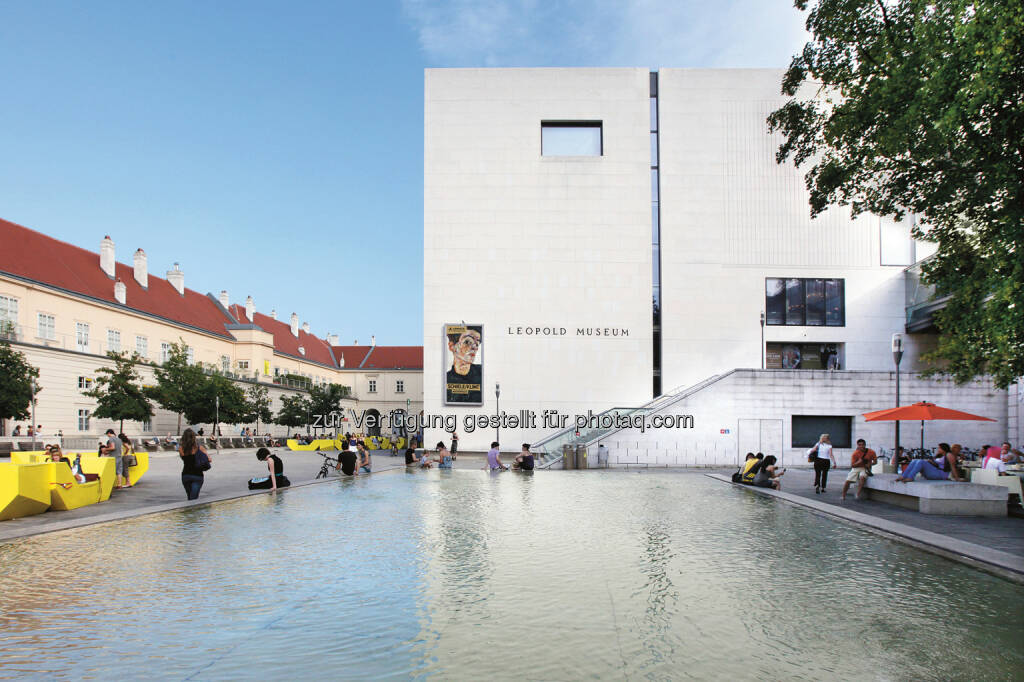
[576,444,588,469]
[562,443,575,470]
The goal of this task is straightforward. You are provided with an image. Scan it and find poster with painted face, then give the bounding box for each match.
[444,324,483,405]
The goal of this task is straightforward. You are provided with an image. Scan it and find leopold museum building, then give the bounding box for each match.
[423,68,1016,463]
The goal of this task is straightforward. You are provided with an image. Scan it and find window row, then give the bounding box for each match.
[765,278,845,327]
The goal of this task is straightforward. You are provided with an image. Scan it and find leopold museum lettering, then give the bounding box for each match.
[508,326,631,337]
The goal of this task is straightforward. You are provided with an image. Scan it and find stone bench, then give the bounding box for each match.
[864,474,1007,516]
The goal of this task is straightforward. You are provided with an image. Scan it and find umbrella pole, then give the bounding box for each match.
[920,420,924,452]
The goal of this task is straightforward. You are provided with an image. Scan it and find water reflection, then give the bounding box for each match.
[1,471,1022,680]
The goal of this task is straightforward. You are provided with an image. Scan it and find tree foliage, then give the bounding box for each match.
[276,393,310,430]
[85,351,153,433]
[0,339,39,432]
[244,384,274,433]
[146,340,205,433]
[187,373,248,426]
[308,383,348,430]
[768,0,1024,387]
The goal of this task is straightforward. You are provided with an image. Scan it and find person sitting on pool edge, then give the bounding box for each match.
[356,441,371,474]
[512,443,534,471]
[752,455,784,490]
[435,441,453,469]
[249,447,291,490]
[405,447,428,467]
[741,452,762,484]
[486,442,507,471]
[337,441,358,476]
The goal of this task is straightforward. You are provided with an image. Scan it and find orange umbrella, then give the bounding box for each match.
[862,401,995,451]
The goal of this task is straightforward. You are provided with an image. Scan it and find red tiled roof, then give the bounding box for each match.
[229,304,336,368]
[0,217,234,339]
[361,346,424,370]
[331,345,373,368]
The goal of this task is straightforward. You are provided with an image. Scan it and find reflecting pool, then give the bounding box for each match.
[1,471,1023,679]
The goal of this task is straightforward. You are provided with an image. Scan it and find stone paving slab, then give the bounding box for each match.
[0,447,443,543]
[707,470,1024,583]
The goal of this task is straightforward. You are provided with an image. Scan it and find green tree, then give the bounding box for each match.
[85,351,153,433]
[768,0,1024,388]
[244,383,274,435]
[180,373,246,427]
[276,393,310,432]
[146,340,205,434]
[308,383,348,435]
[0,339,39,436]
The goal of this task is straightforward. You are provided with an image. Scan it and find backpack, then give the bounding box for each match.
[731,470,742,483]
[194,447,211,472]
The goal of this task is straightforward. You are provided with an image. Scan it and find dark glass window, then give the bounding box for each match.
[652,204,660,245]
[825,279,844,326]
[805,279,825,326]
[651,169,659,201]
[766,278,844,327]
[785,279,805,325]
[765,279,785,325]
[650,98,658,131]
[792,416,852,448]
[650,133,658,165]
[653,287,661,326]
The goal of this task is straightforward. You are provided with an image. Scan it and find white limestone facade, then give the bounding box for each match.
[424,68,961,453]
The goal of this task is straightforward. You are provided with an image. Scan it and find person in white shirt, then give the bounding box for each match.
[983,456,1007,474]
[807,433,838,494]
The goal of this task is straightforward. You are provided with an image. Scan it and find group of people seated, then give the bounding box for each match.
[737,452,785,490]
[45,444,86,484]
[893,441,1020,483]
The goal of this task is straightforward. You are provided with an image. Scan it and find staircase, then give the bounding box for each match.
[532,371,737,469]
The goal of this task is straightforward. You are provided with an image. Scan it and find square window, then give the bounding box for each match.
[368,379,377,393]
[396,380,404,393]
[78,376,93,390]
[541,121,602,156]
[107,329,121,353]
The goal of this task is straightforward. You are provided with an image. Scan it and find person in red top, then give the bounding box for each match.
[842,439,877,501]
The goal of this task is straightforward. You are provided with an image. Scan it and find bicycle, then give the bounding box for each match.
[315,452,339,479]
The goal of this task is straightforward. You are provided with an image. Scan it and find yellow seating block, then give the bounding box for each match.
[123,451,149,487]
[74,455,117,501]
[0,462,51,521]
[287,438,338,451]
[396,438,406,450]
[47,462,101,511]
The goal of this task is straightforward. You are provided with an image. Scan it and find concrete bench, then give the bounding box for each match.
[864,474,1007,516]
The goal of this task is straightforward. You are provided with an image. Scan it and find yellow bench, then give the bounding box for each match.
[0,462,51,520]
[287,439,338,451]
[45,461,102,511]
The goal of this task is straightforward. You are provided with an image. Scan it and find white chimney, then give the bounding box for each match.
[302,321,310,334]
[339,352,345,368]
[371,335,376,347]
[114,278,126,305]
[290,313,299,337]
[133,248,148,288]
[245,295,255,321]
[353,339,358,345]
[327,333,339,345]
[270,309,277,320]
[219,290,229,309]
[100,235,115,279]
[167,263,184,296]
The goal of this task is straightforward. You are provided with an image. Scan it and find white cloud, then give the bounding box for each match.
[401,0,809,68]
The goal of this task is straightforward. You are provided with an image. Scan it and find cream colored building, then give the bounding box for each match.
[0,218,422,442]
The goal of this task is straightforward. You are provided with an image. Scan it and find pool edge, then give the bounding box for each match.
[706,473,1024,585]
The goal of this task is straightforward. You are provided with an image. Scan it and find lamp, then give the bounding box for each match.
[495,382,501,445]
[760,311,766,369]
[892,333,904,460]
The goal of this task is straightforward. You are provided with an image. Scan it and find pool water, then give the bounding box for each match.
[1,470,1022,680]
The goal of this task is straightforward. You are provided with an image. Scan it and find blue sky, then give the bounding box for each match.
[0,1,807,346]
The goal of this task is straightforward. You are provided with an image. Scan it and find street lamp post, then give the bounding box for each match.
[892,333,904,461]
[760,311,766,369]
[30,379,38,448]
[495,382,501,446]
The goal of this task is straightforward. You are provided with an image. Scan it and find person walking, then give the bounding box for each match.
[450,431,459,461]
[807,434,837,494]
[841,439,876,501]
[178,428,210,500]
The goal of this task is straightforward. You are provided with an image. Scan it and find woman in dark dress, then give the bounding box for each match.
[178,428,209,500]
[249,447,290,490]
